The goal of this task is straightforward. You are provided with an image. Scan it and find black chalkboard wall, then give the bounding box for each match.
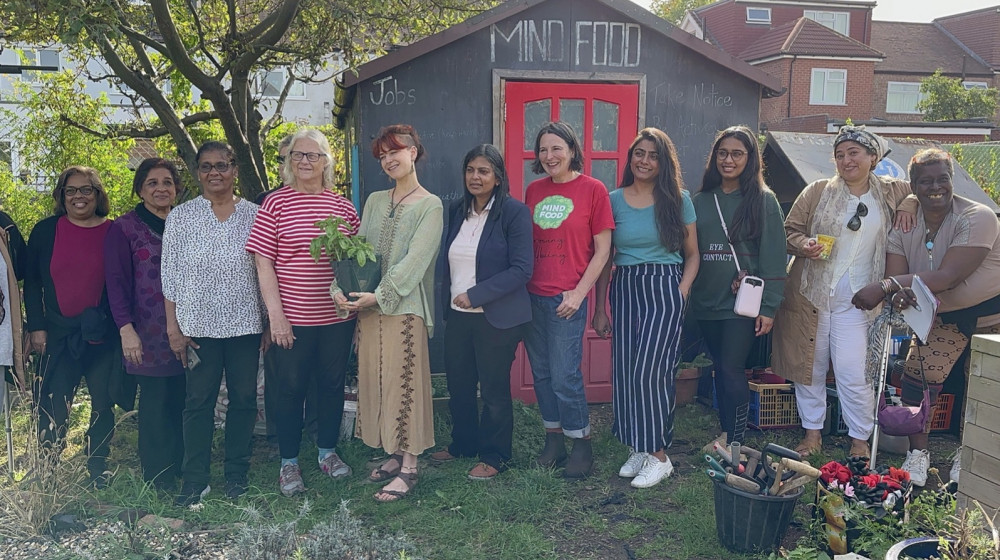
[337,0,780,371]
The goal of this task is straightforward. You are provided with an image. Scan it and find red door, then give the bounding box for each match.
[503,80,639,404]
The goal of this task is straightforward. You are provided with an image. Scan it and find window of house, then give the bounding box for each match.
[746,7,771,24]
[810,68,847,105]
[0,141,13,175]
[963,81,989,90]
[25,49,60,83]
[260,68,306,98]
[886,82,925,114]
[804,10,849,35]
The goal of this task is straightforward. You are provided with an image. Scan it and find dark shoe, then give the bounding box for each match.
[90,470,112,490]
[368,454,403,482]
[374,469,417,502]
[563,438,593,479]
[174,482,211,507]
[536,432,567,468]
[225,479,247,500]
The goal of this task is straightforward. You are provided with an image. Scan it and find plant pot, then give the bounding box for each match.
[675,367,701,406]
[332,257,381,295]
[886,537,955,560]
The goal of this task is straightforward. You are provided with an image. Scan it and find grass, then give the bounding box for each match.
[0,386,961,559]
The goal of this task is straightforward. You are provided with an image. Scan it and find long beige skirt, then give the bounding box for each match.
[355,311,435,455]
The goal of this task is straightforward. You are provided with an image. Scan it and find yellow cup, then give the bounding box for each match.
[815,234,836,260]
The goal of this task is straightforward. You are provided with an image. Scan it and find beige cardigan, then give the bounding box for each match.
[1,227,24,386]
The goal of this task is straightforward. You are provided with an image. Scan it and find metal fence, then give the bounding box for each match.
[947,142,1000,204]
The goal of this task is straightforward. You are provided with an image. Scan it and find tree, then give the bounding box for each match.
[918,70,1000,122]
[0,0,498,200]
[651,0,714,25]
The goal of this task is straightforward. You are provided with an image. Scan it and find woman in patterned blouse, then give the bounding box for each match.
[162,141,267,506]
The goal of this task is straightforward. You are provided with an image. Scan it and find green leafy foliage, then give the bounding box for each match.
[947,143,1000,206]
[651,0,714,25]
[308,216,375,266]
[918,71,1000,122]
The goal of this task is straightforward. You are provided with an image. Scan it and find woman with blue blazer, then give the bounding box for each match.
[432,144,533,480]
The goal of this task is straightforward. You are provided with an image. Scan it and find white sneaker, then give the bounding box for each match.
[618,451,647,478]
[631,455,674,488]
[950,448,961,485]
[901,449,930,487]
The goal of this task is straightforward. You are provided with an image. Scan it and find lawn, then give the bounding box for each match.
[0,389,961,559]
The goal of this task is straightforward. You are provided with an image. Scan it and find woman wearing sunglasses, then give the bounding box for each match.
[773,125,915,458]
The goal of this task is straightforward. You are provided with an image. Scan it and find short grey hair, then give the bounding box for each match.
[281,128,335,188]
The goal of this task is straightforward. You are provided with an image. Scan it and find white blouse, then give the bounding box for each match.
[831,189,882,294]
[161,196,265,338]
[448,201,493,313]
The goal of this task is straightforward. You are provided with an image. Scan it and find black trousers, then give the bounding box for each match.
[35,340,117,475]
[270,321,355,460]
[699,318,756,445]
[181,334,260,486]
[264,346,319,441]
[136,374,185,485]
[443,311,523,470]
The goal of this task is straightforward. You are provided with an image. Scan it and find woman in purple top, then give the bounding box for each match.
[25,166,118,488]
[104,158,185,490]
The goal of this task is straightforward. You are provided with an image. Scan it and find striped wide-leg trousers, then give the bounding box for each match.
[609,263,686,453]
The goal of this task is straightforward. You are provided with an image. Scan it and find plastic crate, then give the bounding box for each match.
[824,387,849,436]
[748,381,800,429]
[930,393,954,432]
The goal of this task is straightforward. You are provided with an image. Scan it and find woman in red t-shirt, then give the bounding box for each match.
[523,121,614,479]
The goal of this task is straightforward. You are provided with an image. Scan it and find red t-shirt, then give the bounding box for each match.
[525,174,615,296]
[245,187,360,326]
[51,217,112,318]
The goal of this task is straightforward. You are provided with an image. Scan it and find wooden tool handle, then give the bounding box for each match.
[769,462,784,495]
[780,457,821,479]
[777,473,814,496]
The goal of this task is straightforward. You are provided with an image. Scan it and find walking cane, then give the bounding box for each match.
[869,311,895,469]
[3,378,13,476]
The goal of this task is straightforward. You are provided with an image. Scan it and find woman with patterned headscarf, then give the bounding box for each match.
[773,125,915,459]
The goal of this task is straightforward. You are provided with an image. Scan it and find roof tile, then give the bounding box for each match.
[740,17,884,61]
[872,21,993,75]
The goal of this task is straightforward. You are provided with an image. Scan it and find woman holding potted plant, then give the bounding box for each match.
[431,144,533,481]
[162,141,266,505]
[591,128,699,489]
[334,124,442,502]
[690,126,787,451]
[246,128,360,497]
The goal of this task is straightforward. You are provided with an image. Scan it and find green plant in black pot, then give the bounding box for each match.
[309,216,380,298]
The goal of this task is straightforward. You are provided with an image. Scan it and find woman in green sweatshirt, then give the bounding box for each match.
[690,126,787,449]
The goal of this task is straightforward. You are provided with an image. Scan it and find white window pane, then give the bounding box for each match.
[826,80,845,104]
[810,71,825,104]
[747,8,770,23]
[38,50,59,69]
[262,71,283,97]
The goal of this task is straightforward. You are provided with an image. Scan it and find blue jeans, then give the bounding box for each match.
[524,293,591,438]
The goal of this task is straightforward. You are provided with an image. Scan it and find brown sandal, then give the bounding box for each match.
[368,454,403,482]
[795,436,823,458]
[374,470,417,502]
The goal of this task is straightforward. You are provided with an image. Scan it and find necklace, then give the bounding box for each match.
[388,186,419,218]
[923,210,951,267]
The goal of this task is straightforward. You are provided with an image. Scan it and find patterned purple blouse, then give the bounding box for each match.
[104,208,183,377]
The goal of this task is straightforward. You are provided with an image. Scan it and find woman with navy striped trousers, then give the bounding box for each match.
[592,128,699,488]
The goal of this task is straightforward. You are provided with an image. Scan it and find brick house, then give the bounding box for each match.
[680,0,1000,140]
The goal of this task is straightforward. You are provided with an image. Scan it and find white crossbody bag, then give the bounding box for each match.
[714,195,764,318]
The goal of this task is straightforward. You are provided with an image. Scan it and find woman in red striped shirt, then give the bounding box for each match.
[245,128,360,497]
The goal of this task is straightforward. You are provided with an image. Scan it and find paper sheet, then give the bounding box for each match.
[901,275,938,343]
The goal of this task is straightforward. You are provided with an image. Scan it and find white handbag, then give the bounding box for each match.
[714,195,764,318]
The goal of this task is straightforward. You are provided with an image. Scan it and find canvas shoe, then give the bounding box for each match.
[174,482,211,507]
[278,463,307,497]
[631,456,674,489]
[225,478,248,500]
[618,451,648,478]
[901,448,930,487]
[319,452,352,479]
[949,447,961,485]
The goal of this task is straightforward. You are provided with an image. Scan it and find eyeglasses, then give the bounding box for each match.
[198,162,234,173]
[717,149,747,161]
[847,201,868,231]
[63,186,96,196]
[276,155,286,164]
[290,151,326,162]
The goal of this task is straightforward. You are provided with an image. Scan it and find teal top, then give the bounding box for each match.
[610,188,696,266]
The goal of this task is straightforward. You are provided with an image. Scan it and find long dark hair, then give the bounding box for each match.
[461,144,509,221]
[700,125,768,241]
[619,128,686,251]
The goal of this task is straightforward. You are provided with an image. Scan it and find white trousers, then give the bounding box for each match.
[795,273,874,440]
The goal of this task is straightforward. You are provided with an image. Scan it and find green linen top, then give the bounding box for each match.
[357,190,443,336]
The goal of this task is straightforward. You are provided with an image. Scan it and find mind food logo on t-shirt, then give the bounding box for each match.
[533,195,574,229]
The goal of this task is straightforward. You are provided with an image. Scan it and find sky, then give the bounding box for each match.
[629,0,998,22]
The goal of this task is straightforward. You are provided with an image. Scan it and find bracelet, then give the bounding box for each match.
[888,277,904,292]
[879,279,891,296]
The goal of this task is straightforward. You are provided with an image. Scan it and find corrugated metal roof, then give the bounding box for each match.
[740,17,884,62]
[872,21,993,75]
[763,130,1000,212]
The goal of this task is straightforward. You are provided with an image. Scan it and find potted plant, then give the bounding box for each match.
[309,216,380,296]
[675,352,712,406]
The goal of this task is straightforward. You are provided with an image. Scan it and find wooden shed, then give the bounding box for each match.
[333,0,782,403]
